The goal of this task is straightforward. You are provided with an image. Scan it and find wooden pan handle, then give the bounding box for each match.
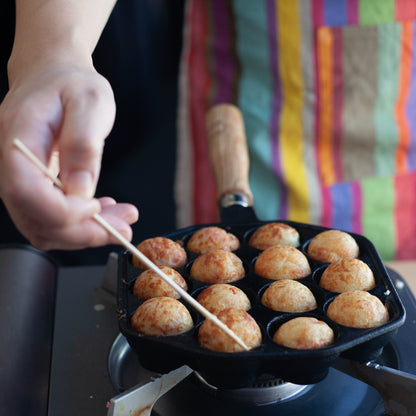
[205,104,253,207]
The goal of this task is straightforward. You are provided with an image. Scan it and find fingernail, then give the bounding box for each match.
[65,170,94,198]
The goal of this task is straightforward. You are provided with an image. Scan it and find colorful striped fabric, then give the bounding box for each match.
[176,0,416,260]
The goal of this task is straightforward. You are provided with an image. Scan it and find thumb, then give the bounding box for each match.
[58,85,115,198]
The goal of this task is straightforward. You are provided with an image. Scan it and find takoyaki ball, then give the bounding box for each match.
[190,249,245,284]
[261,280,317,313]
[307,230,359,263]
[198,308,262,353]
[254,245,311,280]
[187,226,240,253]
[273,317,334,350]
[327,290,389,328]
[131,297,193,336]
[319,259,376,293]
[133,266,188,300]
[249,222,300,250]
[132,237,187,270]
[197,284,251,315]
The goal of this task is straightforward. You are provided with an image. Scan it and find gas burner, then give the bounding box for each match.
[108,333,388,415]
[191,371,310,405]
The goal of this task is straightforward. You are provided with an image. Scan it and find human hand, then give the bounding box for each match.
[0,63,139,250]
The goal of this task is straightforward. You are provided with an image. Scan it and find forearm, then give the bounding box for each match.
[8,0,117,85]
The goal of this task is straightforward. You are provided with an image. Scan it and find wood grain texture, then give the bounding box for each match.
[206,104,253,205]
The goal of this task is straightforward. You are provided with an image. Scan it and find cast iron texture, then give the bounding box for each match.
[117,205,405,388]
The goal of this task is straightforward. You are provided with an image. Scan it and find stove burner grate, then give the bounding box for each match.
[193,371,310,405]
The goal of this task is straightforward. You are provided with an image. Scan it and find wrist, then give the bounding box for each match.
[8,0,116,86]
[8,45,93,87]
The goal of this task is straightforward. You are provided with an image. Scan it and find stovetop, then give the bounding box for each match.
[53,252,416,416]
[1,246,416,416]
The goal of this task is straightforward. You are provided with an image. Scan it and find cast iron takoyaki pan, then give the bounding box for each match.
[117,105,405,389]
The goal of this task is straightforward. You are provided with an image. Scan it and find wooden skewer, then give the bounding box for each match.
[12,138,250,351]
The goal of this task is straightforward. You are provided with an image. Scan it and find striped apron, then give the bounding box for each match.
[175,0,416,260]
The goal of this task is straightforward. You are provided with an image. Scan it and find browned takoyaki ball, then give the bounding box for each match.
[133,266,188,300]
[261,280,317,313]
[319,259,376,293]
[248,222,300,250]
[187,226,240,253]
[307,230,359,263]
[273,317,334,350]
[254,245,311,280]
[327,290,389,329]
[132,237,187,269]
[196,284,251,315]
[190,249,245,284]
[198,308,262,353]
[131,297,193,336]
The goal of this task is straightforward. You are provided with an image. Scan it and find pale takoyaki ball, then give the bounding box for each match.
[327,290,389,328]
[132,237,187,270]
[196,284,251,315]
[273,317,334,350]
[131,297,193,336]
[190,249,245,284]
[319,259,376,293]
[133,266,188,300]
[249,222,300,250]
[254,245,311,280]
[198,308,262,353]
[261,280,317,313]
[307,230,359,263]
[187,226,240,253]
